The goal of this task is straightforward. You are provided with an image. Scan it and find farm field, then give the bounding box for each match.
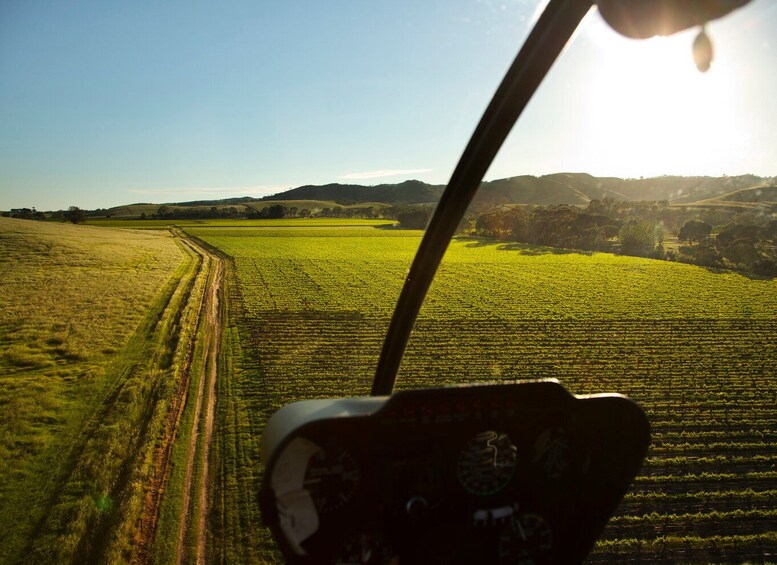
[189,221,777,563]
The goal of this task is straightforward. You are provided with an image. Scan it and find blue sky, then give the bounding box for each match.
[1,1,775,210]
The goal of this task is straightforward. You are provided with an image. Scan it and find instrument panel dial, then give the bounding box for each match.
[303,446,360,513]
[457,430,518,496]
[498,513,553,564]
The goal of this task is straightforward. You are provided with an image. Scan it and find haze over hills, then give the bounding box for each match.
[693,185,777,206]
[262,173,772,208]
[100,173,776,216]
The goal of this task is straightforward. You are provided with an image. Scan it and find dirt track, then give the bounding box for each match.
[176,241,222,565]
[133,235,223,565]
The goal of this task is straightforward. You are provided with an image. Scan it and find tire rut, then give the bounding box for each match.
[132,234,223,565]
[176,244,223,565]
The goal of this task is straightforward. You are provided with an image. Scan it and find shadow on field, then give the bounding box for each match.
[458,237,593,256]
[696,264,775,281]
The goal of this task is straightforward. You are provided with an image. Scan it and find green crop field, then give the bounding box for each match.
[189,222,777,563]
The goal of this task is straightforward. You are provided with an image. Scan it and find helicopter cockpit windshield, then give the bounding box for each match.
[259,1,772,563]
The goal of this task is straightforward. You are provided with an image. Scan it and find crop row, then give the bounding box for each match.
[603,508,777,537]
[590,532,777,562]
[651,441,773,455]
[620,489,777,516]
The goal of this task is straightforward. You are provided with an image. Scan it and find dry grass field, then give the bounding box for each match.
[0,218,186,562]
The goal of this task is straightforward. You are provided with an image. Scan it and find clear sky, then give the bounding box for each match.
[1,1,775,211]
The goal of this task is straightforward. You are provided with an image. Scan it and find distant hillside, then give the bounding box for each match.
[473,173,770,206]
[261,180,445,205]
[683,184,777,211]
[99,174,775,217]
[261,173,773,207]
[260,175,620,207]
[472,173,627,206]
[611,175,767,203]
[715,184,777,203]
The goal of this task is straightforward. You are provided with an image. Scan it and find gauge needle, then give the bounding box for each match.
[517,520,527,541]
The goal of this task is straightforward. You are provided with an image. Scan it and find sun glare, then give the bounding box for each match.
[579,14,749,178]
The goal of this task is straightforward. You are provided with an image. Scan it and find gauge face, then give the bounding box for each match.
[457,430,518,496]
[303,446,360,513]
[498,513,553,564]
[334,533,396,564]
[533,426,570,479]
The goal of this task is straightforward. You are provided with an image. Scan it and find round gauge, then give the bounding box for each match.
[334,533,396,564]
[498,513,553,564]
[532,426,571,479]
[456,430,518,496]
[303,446,360,513]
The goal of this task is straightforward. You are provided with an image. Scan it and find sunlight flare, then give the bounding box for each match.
[579,15,750,177]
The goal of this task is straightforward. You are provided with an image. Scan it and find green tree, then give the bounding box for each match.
[157,205,171,219]
[678,220,712,245]
[694,238,723,267]
[619,220,662,257]
[397,209,430,230]
[475,208,527,240]
[723,238,760,267]
[571,213,621,251]
[65,206,85,224]
[529,205,578,247]
[266,204,286,219]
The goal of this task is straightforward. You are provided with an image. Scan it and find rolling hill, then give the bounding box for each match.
[688,184,777,209]
[262,179,445,205]
[98,173,775,218]
[258,173,773,207]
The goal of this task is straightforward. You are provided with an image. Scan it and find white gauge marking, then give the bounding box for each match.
[271,437,322,554]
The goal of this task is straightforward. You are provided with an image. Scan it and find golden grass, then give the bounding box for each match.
[0,217,184,562]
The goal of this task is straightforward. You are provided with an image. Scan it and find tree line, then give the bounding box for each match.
[148,203,388,220]
[4,202,428,223]
[3,206,89,223]
[475,203,660,256]
[676,219,777,276]
[473,199,777,277]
